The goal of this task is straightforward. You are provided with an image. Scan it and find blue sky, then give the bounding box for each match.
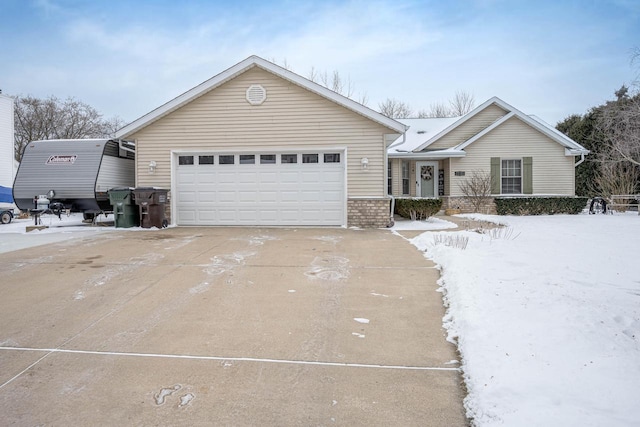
[1,0,639,126]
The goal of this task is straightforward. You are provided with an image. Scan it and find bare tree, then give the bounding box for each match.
[597,86,640,167]
[271,58,292,71]
[449,90,476,116]
[307,67,356,98]
[593,160,639,210]
[415,91,476,118]
[357,92,369,107]
[420,102,451,118]
[458,170,493,212]
[13,95,116,162]
[308,66,319,83]
[102,116,127,138]
[378,98,413,118]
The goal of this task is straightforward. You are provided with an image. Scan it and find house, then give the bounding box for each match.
[387,97,589,212]
[115,55,406,228]
[115,56,588,228]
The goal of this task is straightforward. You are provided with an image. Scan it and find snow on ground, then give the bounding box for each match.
[391,216,458,230]
[0,212,141,254]
[409,213,640,426]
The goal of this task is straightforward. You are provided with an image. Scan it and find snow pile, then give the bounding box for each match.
[391,216,457,230]
[410,214,640,426]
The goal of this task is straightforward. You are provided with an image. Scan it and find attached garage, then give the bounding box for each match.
[175,151,345,225]
[115,55,406,228]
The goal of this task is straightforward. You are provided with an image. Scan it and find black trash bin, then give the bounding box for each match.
[108,187,139,228]
[133,187,168,229]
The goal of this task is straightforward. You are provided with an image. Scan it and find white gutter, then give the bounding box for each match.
[388,150,466,159]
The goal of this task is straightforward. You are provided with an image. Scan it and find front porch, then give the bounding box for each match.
[387,158,496,214]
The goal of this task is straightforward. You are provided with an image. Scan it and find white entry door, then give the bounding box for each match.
[416,161,438,198]
[175,151,345,226]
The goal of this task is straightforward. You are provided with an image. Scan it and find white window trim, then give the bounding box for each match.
[500,158,523,195]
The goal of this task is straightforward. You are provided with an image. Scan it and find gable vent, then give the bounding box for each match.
[246,84,267,105]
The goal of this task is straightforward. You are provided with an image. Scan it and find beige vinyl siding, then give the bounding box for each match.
[427,104,508,150]
[448,117,575,196]
[129,67,394,197]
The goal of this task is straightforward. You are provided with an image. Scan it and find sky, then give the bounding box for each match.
[1,0,639,126]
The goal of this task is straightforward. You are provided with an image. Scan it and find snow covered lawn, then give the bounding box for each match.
[408,213,639,426]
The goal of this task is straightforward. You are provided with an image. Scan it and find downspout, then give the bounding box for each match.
[574,153,586,167]
[384,136,393,227]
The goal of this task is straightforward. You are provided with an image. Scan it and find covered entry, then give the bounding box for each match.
[175,150,345,226]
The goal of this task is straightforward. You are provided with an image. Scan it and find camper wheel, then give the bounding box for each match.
[83,212,95,221]
[1,211,13,225]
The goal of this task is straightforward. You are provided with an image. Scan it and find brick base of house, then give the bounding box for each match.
[440,196,497,214]
[347,198,392,228]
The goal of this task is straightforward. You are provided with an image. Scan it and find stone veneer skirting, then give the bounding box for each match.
[347,198,392,228]
[440,196,497,214]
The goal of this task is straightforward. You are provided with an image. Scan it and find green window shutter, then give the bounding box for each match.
[490,157,501,194]
[523,157,533,194]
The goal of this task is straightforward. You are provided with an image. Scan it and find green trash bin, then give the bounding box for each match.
[133,187,168,229]
[108,187,139,228]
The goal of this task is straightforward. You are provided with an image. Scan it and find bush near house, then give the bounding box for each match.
[395,198,443,220]
[494,197,589,215]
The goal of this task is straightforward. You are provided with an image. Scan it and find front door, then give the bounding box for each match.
[416,161,438,198]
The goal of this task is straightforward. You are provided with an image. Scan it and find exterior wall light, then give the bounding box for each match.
[149,160,157,174]
[361,157,369,169]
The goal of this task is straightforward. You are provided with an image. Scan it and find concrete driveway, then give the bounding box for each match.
[0,227,467,426]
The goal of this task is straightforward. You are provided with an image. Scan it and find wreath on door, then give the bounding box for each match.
[421,165,434,181]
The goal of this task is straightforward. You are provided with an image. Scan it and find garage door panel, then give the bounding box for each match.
[280,171,300,183]
[239,191,258,202]
[301,171,321,182]
[197,211,217,221]
[177,191,197,203]
[217,172,237,183]
[217,191,237,203]
[323,190,343,202]
[177,171,196,184]
[259,172,278,183]
[197,191,216,203]
[259,191,278,202]
[217,209,238,221]
[176,151,345,226]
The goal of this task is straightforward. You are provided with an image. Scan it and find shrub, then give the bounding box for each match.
[458,170,493,212]
[494,197,589,215]
[395,198,442,220]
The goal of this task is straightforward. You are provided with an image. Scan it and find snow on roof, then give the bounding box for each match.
[388,97,589,157]
[388,117,460,153]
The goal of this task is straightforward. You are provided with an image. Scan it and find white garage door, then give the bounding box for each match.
[175,151,345,226]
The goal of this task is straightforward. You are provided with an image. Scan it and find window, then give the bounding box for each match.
[302,154,318,164]
[179,156,194,165]
[260,154,276,164]
[281,154,297,164]
[387,160,392,195]
[324,153,340,163]
[199,155,214,165]
[402,160,410,195]
[501,159,522,194]
[219,155,234,164]
[239,154,255,164]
